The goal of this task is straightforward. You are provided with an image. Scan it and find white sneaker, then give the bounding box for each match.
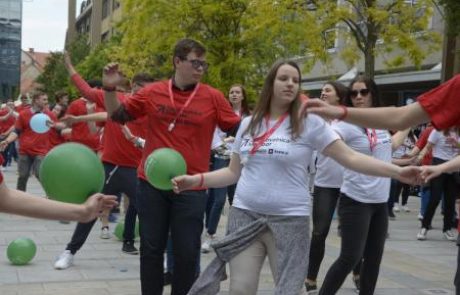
[402,205,410,212]
[54,250,74,270]
[393,204,400,212]
[100,226,111,239]
[444,230,456,241]
[201,234,215,253]
[417,213,423,221]
[417,228,428,240]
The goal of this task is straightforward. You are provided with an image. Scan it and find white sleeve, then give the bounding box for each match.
[232,116,251,154]
[428,130,441,145]
[306,115,340,152]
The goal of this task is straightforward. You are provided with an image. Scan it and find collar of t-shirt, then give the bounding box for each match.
[30,106,43,114]
[171,76,197,92]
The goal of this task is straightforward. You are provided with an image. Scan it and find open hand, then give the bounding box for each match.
[419,165,442,183]
[397,166,422,185]
[79,193,118,223]
[302,98,345,120]
[103,63,126,88]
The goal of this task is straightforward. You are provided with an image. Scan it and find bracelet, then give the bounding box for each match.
[102,85,116,92]
[338,105,348,121]
[198,173,204,187]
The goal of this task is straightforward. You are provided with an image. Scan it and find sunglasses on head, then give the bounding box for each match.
[350,88,370,98]
[185,59,209,71]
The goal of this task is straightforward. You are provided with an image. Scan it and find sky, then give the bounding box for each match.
[22,0,84,53]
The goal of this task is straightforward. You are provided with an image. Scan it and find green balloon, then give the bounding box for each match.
[7,238,37,265]
[39,143,105,204]
[145,148,187,190]
[114,220,140,241]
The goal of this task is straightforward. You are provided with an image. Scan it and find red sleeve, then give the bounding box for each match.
[15,111,26,131]
[213,89,240,132]
[123,84,152,119]
[66,100,80,116]
[415,127,432,149]
[417,75,460,130]
[71,74,104,107]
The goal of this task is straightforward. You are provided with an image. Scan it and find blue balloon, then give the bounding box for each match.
[30,113,51,134]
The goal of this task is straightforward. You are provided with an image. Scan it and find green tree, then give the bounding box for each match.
[35,52,69,101]
[301,0,442,79]
[114,0,320,101]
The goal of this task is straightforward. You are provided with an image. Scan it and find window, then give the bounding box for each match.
[323,28,337,51]
[113,0,120,10]
[102,0,110,19]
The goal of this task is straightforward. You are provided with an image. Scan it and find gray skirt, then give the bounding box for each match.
[188,207,310,295]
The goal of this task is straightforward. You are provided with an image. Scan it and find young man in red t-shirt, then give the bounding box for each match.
[0,103,17,170]
[14,94,31,114]
[102,39,240,295]
[52,66,154,269]
[0,92,56,191]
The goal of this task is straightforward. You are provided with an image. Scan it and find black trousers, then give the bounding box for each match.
[319,194,388,295]
[66,163,138,253]
[136,179,207,295]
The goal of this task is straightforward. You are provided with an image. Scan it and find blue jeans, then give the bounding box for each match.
[137,180,207,295]
[420,186,431,215]
[205,156,230,235]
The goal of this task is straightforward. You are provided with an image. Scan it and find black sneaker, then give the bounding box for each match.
[305,281,317,294]
[122,241,139,255]
[388,210,396,220]
[353,276,360,292]
[163,272,173,286]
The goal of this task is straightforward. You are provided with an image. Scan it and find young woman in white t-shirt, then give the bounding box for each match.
[202,85,251,252]
[173,61,419,295]
[318,76,410,295]
[417,128,460,241]
[305,81,361,293]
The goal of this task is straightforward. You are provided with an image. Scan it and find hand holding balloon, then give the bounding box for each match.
[30,113,51,134]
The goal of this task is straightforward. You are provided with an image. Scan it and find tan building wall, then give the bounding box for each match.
[66,0,122,50]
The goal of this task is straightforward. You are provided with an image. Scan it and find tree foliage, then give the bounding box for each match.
[303,0,442,78]
[114,0,320,100]
[35,52,69,101]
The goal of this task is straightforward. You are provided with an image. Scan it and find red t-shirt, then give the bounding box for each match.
[71,74,142,167]
[0,155,4,183]
[123,80,241,180]
[418,74,460,130]
[15,104,31,114]
[48,129,66,149]
[15,108,57,156]
[67,98,104,152]
[415,126,434,166]
[0,108,15,135]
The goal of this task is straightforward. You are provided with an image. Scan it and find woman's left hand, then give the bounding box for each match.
[171,174,200,194]
[397,166,422,185]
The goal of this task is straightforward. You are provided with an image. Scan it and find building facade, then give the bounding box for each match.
[300,1,445,107]
[20,48,50,95]
[66,0,122,49]
[0,0,22,101]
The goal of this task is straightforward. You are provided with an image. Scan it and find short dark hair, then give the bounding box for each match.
[132,73,156,85]
[87,79,103,88]
[55,90,68,101]
[345,75,380,107]
[30,91,46,101]
[173,38,206,61]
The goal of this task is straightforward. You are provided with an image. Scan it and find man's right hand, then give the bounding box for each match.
[103,63,125,89]
[0,140,9,152]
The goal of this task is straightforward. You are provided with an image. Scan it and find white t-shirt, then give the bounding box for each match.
[333,122,392,203]
[211,128,226,150]
[392,136,415,159]
[428,130,460,161]
[314,121,343,188]
[232,114,339,216]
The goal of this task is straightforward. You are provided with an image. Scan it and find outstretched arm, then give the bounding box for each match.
[172,153,242,193]
[64,52,101,103]
[323,139,420,184]
[0,183,117,223]
[306,99,430,131]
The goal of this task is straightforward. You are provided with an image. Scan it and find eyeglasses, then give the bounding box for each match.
[185,59,209,71]
[350,89,370,98]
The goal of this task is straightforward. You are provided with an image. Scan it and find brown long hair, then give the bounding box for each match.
[244,60,302,139]
[228,84,250,116]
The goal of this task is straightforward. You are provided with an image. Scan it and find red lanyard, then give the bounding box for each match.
[250,113,288,155]
[365,128,377,152]
[167,79,200,132]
